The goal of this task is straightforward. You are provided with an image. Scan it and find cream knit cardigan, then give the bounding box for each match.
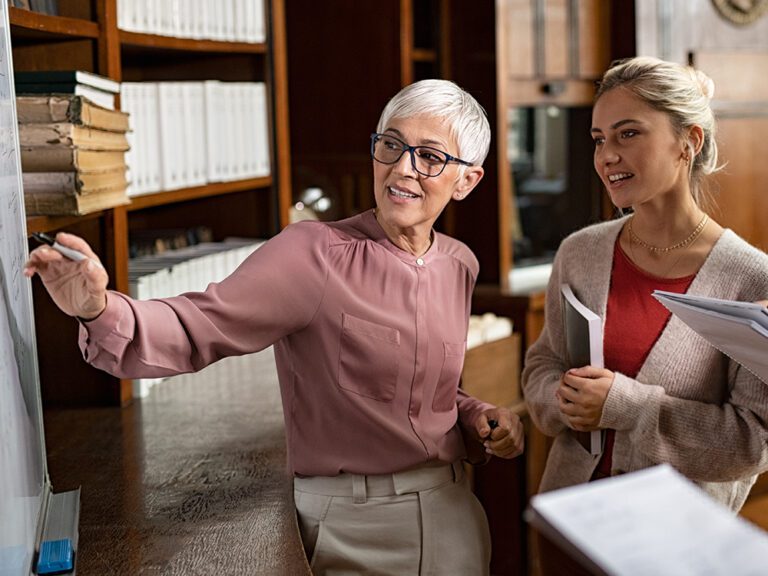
[522,215,768,511]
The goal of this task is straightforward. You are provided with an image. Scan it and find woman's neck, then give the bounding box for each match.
[373,209,434,257]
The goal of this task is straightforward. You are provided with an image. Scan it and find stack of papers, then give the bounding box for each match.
[526,464,768,576]
[652,291,768,383]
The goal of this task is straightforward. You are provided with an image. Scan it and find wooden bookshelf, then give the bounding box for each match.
[14,0,292,406]
[9,6,99,40]
[125,177,273,211]
[119,30,268,54]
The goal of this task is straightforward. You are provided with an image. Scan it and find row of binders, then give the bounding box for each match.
[117,0,266,43]
[129,237,265,398]
[121,81,271,197]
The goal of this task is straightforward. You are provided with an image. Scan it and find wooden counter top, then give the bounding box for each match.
[44,348,310,575]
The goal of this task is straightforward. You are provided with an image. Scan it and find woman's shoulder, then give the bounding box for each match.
[276,219,332,245]
[716,229,768,270]
[718,229,768,260]
[700,229,768,298]
[435,232,479,276]
[280,213,369,245]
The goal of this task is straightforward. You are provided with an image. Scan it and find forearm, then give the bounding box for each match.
[79,290,263,379]
[603,371,768,482]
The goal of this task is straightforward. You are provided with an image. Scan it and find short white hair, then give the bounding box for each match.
[376,79,491,166]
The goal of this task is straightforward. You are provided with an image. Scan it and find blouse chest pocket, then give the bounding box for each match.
[338,313,401,402]
[432,341,466,412]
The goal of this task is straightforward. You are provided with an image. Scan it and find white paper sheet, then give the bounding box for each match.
[527,465,768,576]
[653,291,768,383]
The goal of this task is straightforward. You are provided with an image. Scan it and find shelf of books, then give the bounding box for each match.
[12,0,291,406]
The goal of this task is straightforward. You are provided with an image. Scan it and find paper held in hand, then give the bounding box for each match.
[560,284,603,455]
[652,290,768,384]
[525,464,768,576]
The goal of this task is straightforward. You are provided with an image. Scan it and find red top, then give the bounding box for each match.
[594,240,695,478]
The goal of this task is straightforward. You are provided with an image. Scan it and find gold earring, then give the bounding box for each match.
[682,153,690,166]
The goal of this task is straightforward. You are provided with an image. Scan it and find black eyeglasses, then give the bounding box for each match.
[370,133,472,178]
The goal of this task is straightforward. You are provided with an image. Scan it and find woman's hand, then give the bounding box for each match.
[24,232,108,320]
[756,300,768,308]
[474,407,525,459]
[557,366,615,431]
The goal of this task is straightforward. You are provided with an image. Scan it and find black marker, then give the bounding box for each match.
[486,419,499,439]
[32,232,101,267]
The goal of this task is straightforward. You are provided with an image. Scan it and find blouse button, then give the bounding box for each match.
[416,258,425,266]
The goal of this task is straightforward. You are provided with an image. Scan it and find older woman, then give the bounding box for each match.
[522,56,768,574]
[25,79,524,575]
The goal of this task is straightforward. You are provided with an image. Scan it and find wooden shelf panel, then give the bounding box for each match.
[119,31,267,54]
[126,177,273,211]
[25,178,274,232]
[9,7,99,41]
[26,211,105,235]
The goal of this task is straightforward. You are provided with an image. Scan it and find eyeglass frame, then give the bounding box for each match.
[370,132,473,178]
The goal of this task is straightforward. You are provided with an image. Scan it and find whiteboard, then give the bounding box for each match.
[0,2,49,574]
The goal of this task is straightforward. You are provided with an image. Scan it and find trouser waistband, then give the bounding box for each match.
[294,461,464,504]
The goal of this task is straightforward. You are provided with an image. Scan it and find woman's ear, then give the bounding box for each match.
[687,125,705,156]
[453,166,484,201]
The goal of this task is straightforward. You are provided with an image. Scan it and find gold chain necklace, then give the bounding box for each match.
[628,213,709,254]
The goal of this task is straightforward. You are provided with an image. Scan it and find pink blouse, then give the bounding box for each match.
[79,210,493,476]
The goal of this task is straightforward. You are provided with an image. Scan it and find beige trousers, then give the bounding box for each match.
[294,462,491,576]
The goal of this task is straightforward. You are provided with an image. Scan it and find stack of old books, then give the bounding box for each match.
[17,90,131,216]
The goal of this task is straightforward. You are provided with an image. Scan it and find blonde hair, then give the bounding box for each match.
[596,56,721,209]
[376,79,491,166]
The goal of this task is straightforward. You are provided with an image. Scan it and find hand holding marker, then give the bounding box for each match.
[32,232,103,268]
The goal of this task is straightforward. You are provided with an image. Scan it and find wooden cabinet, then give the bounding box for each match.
[497,0,610,107]
[13,0,291,406]
[493,0,612,287]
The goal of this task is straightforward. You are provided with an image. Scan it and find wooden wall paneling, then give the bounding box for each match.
[542,0,568,77]
[501,0,536,78]
[694,52,768,103]
[694,52,768,252]
[710,116,768,252]
[577,0,611,78]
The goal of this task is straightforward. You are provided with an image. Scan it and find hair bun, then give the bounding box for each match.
[695,70,715,100]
